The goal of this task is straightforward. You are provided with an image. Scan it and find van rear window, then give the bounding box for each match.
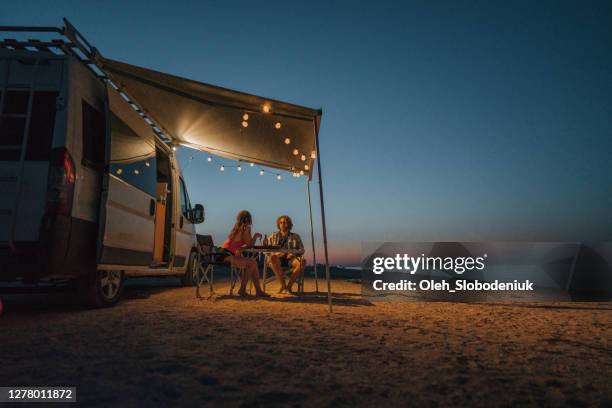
[3,90,29,114]
[0,90,58,161]
[0,117,26,146]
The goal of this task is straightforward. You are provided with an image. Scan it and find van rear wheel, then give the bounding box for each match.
[181,251,200,286]
[77,269,125,308]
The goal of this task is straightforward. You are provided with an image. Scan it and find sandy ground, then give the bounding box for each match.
[1,277,611,407]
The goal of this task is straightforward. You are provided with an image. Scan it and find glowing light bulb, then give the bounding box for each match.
[250,162,254,167]
[300,170,304,175]
[300,154,306,161]
[304,164,309,171]
[292,149,299,156]
[284,137,291,144]
[241,121,249,128]
[134,169,139,175]
[116,168,123,175]
[242,113,249,121]
[207,157,212,162]
[263,104,271,113]
[145,162,150,167]
[220,165,225,172]
[259,169,264,176]
[172,146,177,151]
[311,151,316,159]
[275,122,281,129]
[237,165,242,172]
[277,174,282,180]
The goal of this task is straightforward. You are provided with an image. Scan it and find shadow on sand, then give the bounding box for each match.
[472,301,612,312]
[205,291,375,307]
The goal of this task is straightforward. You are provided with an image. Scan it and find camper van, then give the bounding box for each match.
[0,48,204,307]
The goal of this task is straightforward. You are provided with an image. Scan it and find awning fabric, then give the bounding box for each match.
[99,57,321,177]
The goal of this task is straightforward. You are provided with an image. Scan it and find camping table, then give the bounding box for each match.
[240,248,305,293]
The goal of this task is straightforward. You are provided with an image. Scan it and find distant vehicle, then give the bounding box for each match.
[0,46,205,307]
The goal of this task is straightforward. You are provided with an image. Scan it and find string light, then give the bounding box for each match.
[300,170,304,175]
[145,162,150,167]
[263,104,271,113]
[172,146,177,151]
[284,137,291,144]
[116,168,123,175]
[292,149,299,156]
[300,154,306,161]
[202,152,298,183]
[275,122,281,129]
[311,151,316,159]
[241,121,248,128]
[242,113,249,121]
[304,164,309,171]
[134,169,139,175]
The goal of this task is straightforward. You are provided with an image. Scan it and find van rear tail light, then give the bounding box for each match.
[46,147,76,216]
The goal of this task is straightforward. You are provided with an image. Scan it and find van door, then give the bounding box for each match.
[98,84,157,267]
[0,56,63,246]
[173,175,194,269]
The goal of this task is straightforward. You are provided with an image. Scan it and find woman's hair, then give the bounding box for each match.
[276,215,293,231]
[229,210,252,239]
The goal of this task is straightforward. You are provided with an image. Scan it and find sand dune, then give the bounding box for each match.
[1,278,611,407]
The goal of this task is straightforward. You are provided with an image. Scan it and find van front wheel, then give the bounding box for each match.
[181,251,199,286]
[78,269,125,308]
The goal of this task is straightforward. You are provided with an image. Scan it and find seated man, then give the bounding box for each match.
[265,215,305,293]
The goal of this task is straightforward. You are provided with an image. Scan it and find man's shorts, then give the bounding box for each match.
[279,255,290,268]
[269,254,303,269]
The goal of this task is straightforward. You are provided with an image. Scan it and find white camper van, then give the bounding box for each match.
[0,47,204,307]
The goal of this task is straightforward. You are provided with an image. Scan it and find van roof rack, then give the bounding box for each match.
[0,18,174,144]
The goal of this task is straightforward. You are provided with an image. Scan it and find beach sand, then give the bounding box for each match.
[1,278,611,407]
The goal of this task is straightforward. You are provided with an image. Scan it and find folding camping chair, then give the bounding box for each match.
[195,234,221,300]
[195,234,255,299]
[262,254,305,294]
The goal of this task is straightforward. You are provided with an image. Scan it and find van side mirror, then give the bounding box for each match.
[192,204,205,224]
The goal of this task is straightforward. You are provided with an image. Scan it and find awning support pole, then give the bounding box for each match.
[306,180,318,292]
[314,119,332,313]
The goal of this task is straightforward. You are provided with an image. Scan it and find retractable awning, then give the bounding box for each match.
[99,57,321,178]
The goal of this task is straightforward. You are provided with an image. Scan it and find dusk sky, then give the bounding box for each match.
[3,1,611,265]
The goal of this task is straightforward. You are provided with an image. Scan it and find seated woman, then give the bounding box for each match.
[221,210,268,297]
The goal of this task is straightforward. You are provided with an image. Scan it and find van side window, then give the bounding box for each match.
[25,91,58,160]
[109,112,156,196]
[179,177,191,218]
[82,100,106,167]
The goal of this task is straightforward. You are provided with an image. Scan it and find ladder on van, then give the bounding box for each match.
[0,18,173,145]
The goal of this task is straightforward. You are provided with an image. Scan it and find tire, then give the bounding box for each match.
[77,269,125,308]
[181,251,199,287]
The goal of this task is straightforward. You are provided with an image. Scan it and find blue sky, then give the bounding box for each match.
[3,1,611,264]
